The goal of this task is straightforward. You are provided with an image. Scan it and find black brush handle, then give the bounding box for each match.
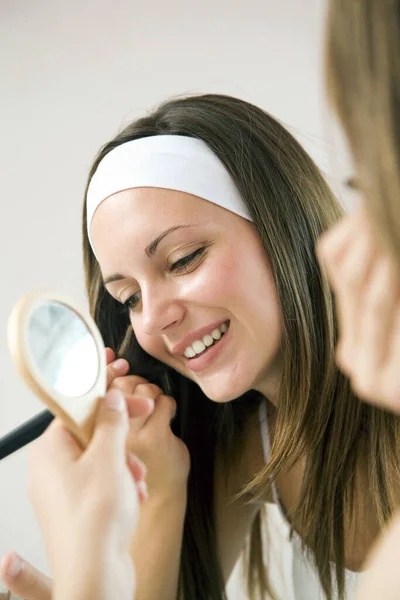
[0,410,54,460]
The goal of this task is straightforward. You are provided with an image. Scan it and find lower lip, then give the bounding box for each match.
[184,324,230,373]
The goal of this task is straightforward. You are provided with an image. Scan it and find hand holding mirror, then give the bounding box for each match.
[0,292,107,458]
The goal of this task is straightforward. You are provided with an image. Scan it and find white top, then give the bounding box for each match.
[226,402,363,600]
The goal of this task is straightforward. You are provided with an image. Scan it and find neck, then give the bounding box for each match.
[254,356,283,406]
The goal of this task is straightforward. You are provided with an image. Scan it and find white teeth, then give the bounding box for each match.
[193,340,206,354]
[203,334,214,347]
[184,347,196,358]
[183,321,229,358]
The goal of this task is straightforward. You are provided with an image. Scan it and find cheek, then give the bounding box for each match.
[133,327,167,362]
[221,249,282,341]
[203,247,280,317]
[186,251,250,305]
[178,246,280,320]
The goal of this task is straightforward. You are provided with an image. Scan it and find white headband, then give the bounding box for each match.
[86,134,253,251]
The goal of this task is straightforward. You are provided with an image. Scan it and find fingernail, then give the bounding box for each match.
[106,389,125,412]
[113,358,128,371]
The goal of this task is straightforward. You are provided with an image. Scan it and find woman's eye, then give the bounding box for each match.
[119,247,206,315]
[169,247,206,274]
[122,292,141,312]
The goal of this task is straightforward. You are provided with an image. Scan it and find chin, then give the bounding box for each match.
[196,378,254,404]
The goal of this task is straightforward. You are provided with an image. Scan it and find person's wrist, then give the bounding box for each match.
[132,484,188,545]
[145,482,188,512]
[53,550,133,600]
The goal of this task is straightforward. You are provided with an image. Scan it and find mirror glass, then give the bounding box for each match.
[26,301,99,397]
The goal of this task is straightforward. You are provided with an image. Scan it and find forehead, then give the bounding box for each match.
[90,187,235,268]
[92,187,226,229]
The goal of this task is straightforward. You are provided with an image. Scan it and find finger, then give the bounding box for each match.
[126,394,176,456]
[106,357,130,387]
[105,347,116,365]
[108,373,148,395]
[0,552,52,600]
[87,389,129,466]
[125,394,155,419]
[134,382,164,399]
[142,394,177,430]
[29,420,82,469]
[127,383,164,432]
[127,453,147,482]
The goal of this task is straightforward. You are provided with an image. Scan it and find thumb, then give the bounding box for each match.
[0,552,52,600]
[87,389,128,464]
[29,420,82,472]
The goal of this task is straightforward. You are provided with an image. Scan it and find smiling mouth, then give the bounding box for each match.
[183,320,230,360]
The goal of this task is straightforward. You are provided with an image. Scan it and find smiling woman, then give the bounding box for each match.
[79,93,400,600]
[90,184,281,404]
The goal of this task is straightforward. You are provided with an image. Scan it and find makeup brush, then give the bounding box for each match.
[0,410,54,460]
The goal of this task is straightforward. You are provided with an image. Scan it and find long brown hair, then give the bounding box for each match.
[81,94,400,599]
[325,0,400,262]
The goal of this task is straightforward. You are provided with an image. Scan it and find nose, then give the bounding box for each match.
[141,285,185,335]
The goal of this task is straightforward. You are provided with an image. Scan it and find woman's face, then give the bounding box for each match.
[91,188,283,402]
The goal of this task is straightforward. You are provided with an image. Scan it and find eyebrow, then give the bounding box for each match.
[103,224,195,286]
